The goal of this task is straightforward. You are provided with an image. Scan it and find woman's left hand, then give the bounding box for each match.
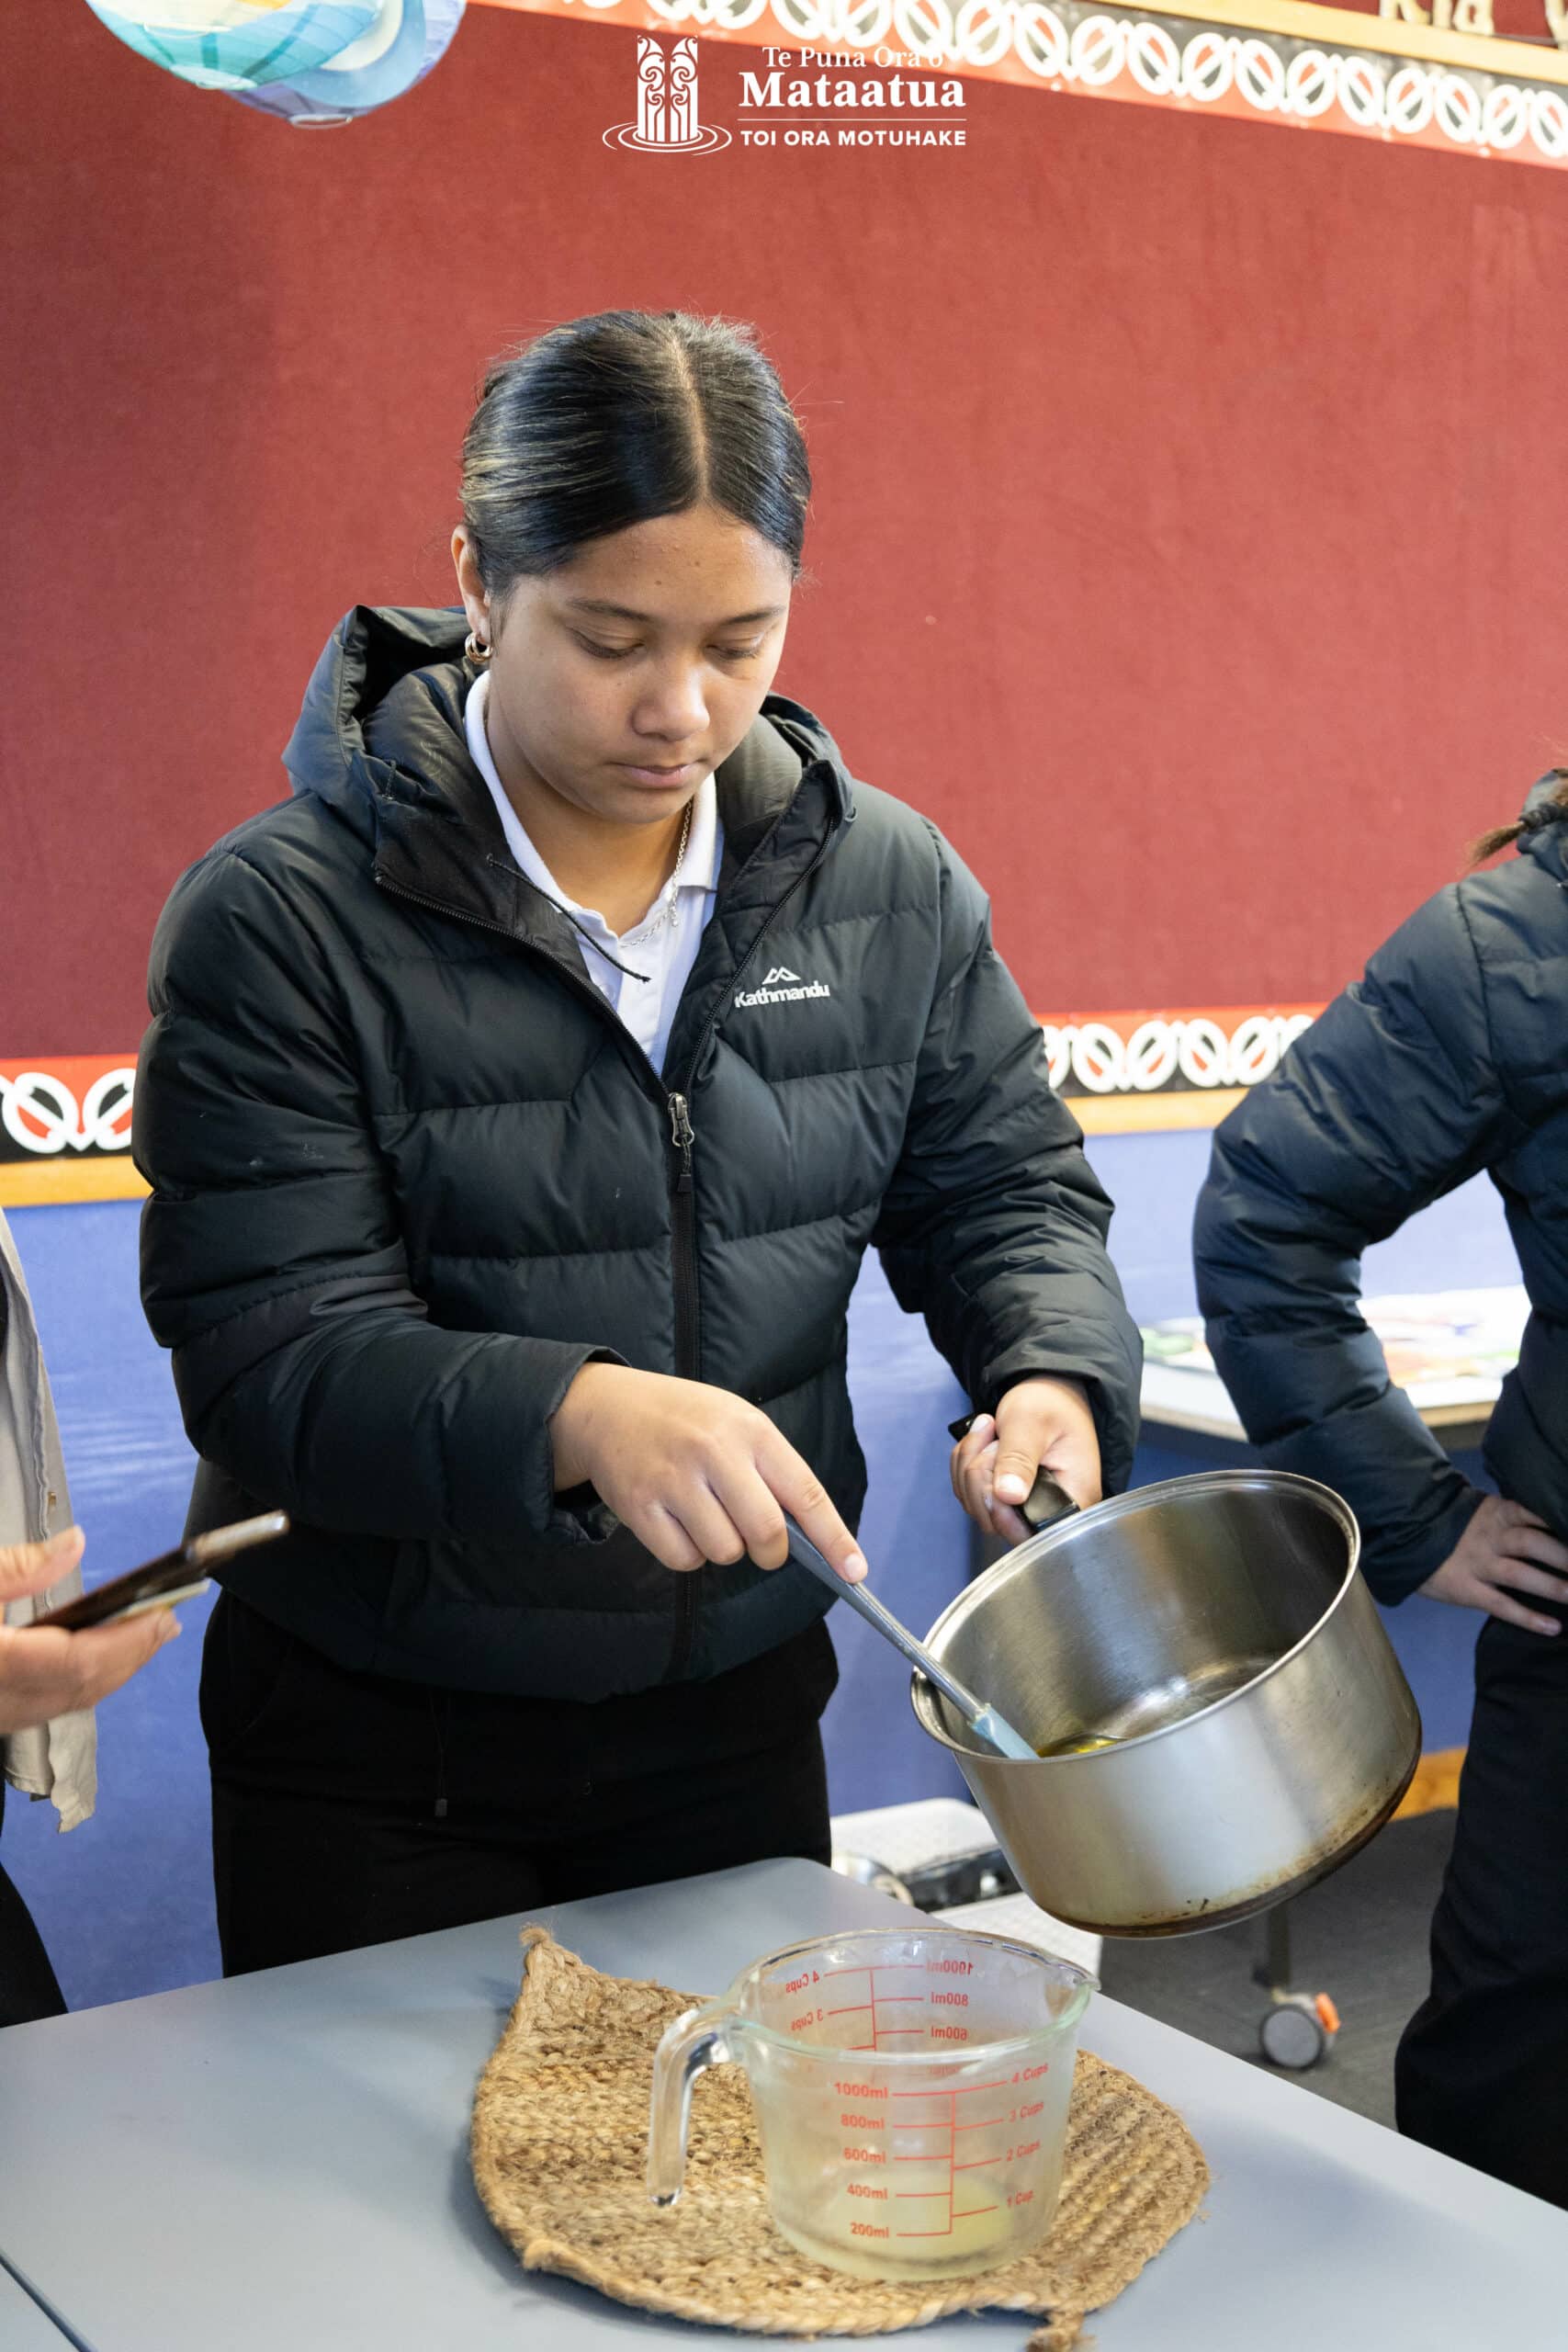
[949,1375,1102,1545]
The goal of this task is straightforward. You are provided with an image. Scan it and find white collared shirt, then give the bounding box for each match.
[466,672,722,1076]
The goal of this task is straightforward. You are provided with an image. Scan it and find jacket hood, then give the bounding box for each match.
[280,604,854,848]
[1517,769,1568,886]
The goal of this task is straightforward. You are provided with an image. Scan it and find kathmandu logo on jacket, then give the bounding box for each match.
[735,964,833,1010]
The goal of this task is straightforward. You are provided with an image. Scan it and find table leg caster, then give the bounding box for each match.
[1258,1991,1340,2070]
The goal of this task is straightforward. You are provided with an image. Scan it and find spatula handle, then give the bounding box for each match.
[782,1518,1002,1739]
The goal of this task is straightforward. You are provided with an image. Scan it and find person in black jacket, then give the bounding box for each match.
[134,310,1141,1975]
[1193,770,1568,2206]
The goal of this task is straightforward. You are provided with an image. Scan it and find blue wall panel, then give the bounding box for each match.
[0,1135,1511,2006]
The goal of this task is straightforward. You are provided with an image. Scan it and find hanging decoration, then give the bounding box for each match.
[83,0,381,90]
[233,0,467,121]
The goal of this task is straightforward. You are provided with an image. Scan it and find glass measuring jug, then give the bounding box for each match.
[647,1925,1095,2282]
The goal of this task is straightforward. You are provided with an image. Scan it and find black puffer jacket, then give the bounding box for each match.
[1194,780,1568,1602]
[135,606,1140,1699]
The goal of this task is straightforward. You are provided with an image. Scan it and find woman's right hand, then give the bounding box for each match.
[549,1364,868,1582]
[0,1529,180,1736]
[1419,1494,1568,1635]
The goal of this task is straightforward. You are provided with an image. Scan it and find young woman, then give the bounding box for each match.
[135,311,1141,1974]
[1194,770,1568,2208]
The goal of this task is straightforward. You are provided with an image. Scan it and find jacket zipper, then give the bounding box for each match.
[663,1087,703,1681]
[659,839,834,1679]
[378,834,836,1682]
[667,1092,698,1370]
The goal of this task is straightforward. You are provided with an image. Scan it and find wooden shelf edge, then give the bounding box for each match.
[0,1161,150,1208]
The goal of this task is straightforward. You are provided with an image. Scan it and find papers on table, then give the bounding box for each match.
[1141,1284,1526,1437]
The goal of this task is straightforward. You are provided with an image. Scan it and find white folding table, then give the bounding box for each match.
[0,1859,1562,2350]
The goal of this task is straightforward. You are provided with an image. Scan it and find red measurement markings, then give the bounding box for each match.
[890,2079,1012,2098]
[816,1962,928,1978]
[867,1971,930,2051]
[892,2078,958,2239]
[811,1964,931,2054]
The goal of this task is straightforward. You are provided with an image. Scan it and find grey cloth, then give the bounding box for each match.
[135,605,1140,1700]
[0,1208,95,1827]
[1194,775,1568,1601]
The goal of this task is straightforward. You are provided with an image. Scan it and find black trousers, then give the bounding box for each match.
[201,1590,838,1976]
[1397,1607,1568,2207]
[0,1782,67,2028]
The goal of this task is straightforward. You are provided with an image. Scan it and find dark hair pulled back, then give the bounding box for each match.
[1469,769,1568,866]
[459,311,811,601]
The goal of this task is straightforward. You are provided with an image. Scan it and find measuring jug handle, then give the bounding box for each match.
[647,2001,736,2209]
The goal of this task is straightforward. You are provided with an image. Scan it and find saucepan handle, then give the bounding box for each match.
[946,1415,1082,1532]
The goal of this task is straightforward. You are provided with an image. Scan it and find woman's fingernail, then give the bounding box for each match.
[995,1474,1027,1503]
[44,1527,83,1561]
[843,1553,868,1582]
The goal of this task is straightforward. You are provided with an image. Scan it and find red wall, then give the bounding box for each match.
[5,6,1568,1056]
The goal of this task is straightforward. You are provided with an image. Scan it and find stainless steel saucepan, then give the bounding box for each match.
[908,1469,1420,1936]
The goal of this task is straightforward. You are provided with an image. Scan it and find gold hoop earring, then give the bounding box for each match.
[464,629,491,665]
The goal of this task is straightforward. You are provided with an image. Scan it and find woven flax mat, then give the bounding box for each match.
[471,1928,1208,2348]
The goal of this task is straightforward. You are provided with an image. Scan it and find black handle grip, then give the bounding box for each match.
[947,1416,1083,1533]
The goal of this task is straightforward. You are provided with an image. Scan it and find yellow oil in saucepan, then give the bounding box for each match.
[1033,1732,1124,1758]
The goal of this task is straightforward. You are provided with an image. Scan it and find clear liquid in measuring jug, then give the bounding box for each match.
[752,1945,1080,2281]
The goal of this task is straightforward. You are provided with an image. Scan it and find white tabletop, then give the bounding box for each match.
[1141,1361,1497,1443]
[0,1859,1562,2350]
[1139,1285,1525,1445]
[0,2263,73,2349]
